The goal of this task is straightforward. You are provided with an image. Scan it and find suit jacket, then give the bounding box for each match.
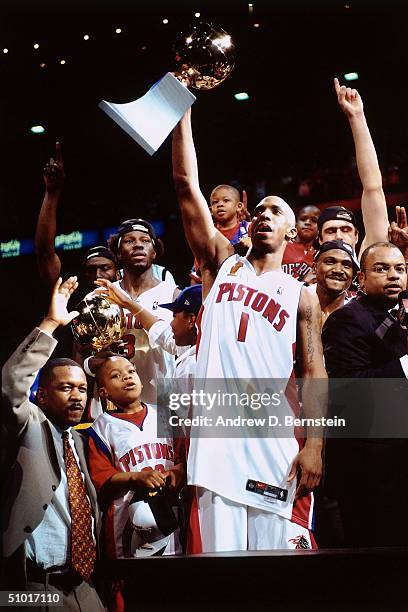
[1,328,101,585]
[321,293,408,500]
[322,292,407,378]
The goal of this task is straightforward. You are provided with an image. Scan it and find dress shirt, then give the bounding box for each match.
[25,413,95,570]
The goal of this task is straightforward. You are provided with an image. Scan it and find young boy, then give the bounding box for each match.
[281,205,320,281]
[190,185,250,283]
[88,353,185,610]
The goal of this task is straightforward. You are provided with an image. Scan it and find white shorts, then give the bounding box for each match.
[190,487,315,553]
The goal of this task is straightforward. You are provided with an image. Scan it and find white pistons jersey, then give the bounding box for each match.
[188,255,312,528]
[113,280,176,404]
[89,406,179,558]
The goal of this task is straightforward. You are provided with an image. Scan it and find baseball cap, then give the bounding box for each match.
[83,246,117,265]
[317,206,357,233]
[314,239,360,274]
[160,285,202,316]
[117,218,157,245]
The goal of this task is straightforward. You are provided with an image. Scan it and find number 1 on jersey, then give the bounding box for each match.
[238,312,249,342]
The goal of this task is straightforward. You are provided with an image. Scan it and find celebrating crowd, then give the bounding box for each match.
[2,79,408,610]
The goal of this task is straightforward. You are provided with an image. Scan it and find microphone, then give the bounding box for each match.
[398,290,408,329]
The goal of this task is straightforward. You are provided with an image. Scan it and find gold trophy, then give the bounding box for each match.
[174,21,236,90]
[71,293,125,352]
[99,21,236,155]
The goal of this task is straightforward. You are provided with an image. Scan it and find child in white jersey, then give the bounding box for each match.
[88,353,185,610]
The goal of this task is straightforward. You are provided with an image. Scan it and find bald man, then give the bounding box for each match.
[172,109,327,553]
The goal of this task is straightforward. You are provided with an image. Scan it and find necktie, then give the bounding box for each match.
[62,431,96,581]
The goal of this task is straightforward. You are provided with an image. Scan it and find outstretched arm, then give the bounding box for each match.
[334,78,388,254]
[288,288,327,497]
[35,142,65,285]
[172,109,233,297]
[2,276,79,434]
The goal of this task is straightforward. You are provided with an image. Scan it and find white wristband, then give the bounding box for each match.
[83,356,95,377]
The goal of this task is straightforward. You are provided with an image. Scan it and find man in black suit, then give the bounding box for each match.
[1,277,105,610]
[322,242,408,546]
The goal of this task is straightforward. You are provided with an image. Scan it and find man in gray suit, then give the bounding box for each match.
[1,276,105,610]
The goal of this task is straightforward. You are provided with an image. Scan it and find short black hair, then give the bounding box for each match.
[360,241,401,271]
[211,184,241,201]
[92,351,130,387]
[38,358,83,387]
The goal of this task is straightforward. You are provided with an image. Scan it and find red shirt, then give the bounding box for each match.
[282,241,315,280]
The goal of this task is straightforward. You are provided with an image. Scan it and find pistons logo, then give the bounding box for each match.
[288,535,310,549]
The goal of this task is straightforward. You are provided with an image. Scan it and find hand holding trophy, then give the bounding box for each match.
[71,293,125,352]
[99,22,236,155]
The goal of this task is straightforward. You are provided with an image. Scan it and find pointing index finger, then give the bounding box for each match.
[334,77,341,94]
[55,141,63,164]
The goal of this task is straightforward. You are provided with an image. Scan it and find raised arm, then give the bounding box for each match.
[334,78,388,254]
[288,287,327,497]
[2,276,79,435]
[35,142,65,285]
[172,109,232,297]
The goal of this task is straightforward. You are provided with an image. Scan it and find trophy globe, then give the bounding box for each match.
[174,22,236,90]
[71,293,125,352]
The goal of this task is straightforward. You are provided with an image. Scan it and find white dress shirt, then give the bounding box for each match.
[25,414,94,570]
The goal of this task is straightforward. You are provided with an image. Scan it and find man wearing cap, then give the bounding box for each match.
[106,219,179,404]
[308,239,359,546]
[309,239,360,328]
[316,80,389,257]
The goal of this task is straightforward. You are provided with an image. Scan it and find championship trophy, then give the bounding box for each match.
[99,22,236,155]
[71,293,125,352]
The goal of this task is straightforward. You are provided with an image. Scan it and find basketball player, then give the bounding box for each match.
[309,239,360,328]
[172,109,327,552]
[106,219,179,404]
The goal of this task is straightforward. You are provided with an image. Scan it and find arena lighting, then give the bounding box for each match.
[33,43,39,49]
[30,125,45,134]
[40,63,46,68]
[162,18,169,24]
[195,12,201,17]
[83,34,90,41]
[115,28,122,34]
[60,59,66,65]
[344,72,359,81]
[234,92,250,101]
[254,23,260,28]
[3,48,8,54]
[248,3,254,14]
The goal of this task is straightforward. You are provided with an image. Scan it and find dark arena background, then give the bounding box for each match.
[1,1,408,609]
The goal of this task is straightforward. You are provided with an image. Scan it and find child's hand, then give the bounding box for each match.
[163,465,185,491]
[131,470,166,491]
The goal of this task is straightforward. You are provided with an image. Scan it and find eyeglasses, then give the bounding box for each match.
[363,264,408,275]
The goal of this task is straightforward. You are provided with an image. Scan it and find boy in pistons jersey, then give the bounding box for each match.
[281,205,320,282]
[173,108,327,553]
[88,353,185,607]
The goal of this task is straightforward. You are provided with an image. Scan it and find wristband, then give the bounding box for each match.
[83,356,95,377]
